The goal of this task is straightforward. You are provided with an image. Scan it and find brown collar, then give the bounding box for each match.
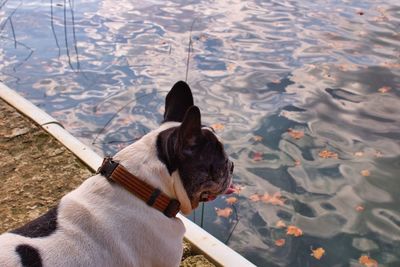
[97,157,181,218]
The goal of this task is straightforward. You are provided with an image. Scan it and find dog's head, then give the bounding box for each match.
[157,81,234,212]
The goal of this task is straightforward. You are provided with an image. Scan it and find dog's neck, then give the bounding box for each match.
[113,122,193,214]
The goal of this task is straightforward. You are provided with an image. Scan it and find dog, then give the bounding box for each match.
[0,81,234,267]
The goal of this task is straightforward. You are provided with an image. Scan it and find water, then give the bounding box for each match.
[1,0,400,266]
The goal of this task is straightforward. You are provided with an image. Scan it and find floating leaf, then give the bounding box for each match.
[286,226,303,237]
[199,34,208,42]
[215,207,233,218]
[260,193,270,202]
[257,192,285,206]
[276,220,287,228]
[288,128,305,140]
[294,160,301,166]
[226,63,236,72]
[357,11,365,15]
[381,62,400,68]
[339,63,358,71]
[280,111,289,118]
[354,151,364,157]
[361,170,370,177]
[211,123,225,131]
[378,86,391,93]
[318,150,338,159]
[231,184,245,194]
[252,152,263,161]
[225,197,238,205]
[253,135,263,142]
[275,239,286,247]
[359,255,378,267]
[375,151,383,158]
[267,192,285,206]
[356,205,365,212]
[249,194,261,202]
[311,247,325,260]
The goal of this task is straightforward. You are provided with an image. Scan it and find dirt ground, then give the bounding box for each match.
[0,98,92,233]
[0,98,214,267]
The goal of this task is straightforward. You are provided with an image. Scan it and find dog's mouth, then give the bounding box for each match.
[199,183,235,202]
[190,161,234,209]
[198,161,235,203]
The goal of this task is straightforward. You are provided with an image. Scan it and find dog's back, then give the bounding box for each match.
[0,171,185,267]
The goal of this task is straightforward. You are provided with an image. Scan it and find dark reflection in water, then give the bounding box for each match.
[1,0,400,266]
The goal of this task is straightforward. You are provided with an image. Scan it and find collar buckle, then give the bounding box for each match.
[97,156,119,179]
[163,199,181,218]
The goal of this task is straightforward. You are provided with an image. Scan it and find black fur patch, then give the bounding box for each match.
[159,81,233,208]
[157,124,231,202]
[157,126,179,175]
[16,244,43,267]
[163,81,194,123]
[11,206,58,238]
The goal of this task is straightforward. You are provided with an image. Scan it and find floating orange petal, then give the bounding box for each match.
[356,205,365,212]
[361,170,370,177]
[354,151,364,157]
[253,135,263,142]
[252,152,263,161]
[211,123,225,131]
[199,34,207,42]
[226,63,236,72]
[286,226,303,237]
[275,239,286,247]
[259,192,285,206]
[268,192,285,206]
[318,150,338,159]
[311,247,325,260]
[215,207,233,218]
[231,184,245,194]
[260,193,271,202]
[381,62,400,68]
[378,86,391,93]
[288,128,305,140]
[225,197,238,205]
[294,160,301,166]
[359,255,378,267]
[249,194,261,202]
[276,220,287,228]
[280,111,289,118]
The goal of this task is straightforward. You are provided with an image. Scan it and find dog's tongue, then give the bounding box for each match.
[225,184,236,195]
[205,185,236,201]
[207,195,217,201]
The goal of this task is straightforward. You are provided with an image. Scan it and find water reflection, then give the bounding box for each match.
[1,0,400,266]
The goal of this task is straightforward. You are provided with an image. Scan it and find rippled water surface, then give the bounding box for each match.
[1,0,400,266]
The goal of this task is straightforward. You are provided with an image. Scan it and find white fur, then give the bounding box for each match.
[0,122,192,267]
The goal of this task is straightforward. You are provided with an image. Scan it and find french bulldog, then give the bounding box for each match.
[0,81,234,267]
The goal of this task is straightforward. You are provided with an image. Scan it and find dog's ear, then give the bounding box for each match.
[163,81,194,123]
[178,106,201,149]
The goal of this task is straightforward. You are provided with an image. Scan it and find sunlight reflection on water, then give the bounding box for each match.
[1,0,400,266]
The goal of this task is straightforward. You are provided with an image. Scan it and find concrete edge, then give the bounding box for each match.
[0,82,103,170]
[0,82,256,267]
[178,215,255,267]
